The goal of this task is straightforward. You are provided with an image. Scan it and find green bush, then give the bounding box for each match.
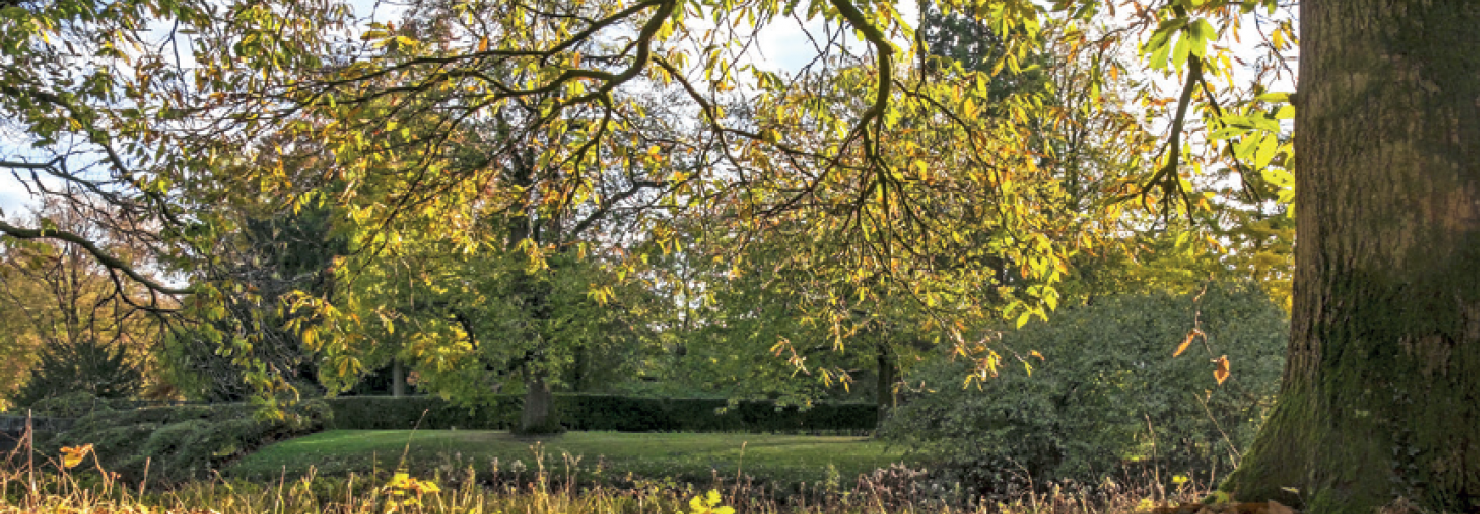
[15,339,142,407]
[323,394,877,432]
[880,282,1286,492]
[43,400,332,484]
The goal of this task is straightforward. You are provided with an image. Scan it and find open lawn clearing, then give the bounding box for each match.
[227,430,916,489]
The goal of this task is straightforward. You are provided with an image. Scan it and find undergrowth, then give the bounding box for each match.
[2,420,1219,514]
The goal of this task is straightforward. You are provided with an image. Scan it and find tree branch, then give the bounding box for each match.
[0,219,195,296]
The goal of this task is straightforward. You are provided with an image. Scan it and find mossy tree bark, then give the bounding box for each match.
[1224,3,1480,513]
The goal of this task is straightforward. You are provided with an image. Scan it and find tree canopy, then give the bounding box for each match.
[0,0,1300,421]
[1,0,1302,457]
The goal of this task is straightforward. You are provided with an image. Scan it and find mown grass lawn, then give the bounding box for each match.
[227,430,916,489]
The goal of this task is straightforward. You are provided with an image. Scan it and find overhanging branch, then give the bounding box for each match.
[0,218,196,296]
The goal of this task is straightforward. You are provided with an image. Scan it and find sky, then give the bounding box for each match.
[0,184,28,216]
[0,125,37,216]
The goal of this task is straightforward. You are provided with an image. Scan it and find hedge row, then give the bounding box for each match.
[324,394,878,432]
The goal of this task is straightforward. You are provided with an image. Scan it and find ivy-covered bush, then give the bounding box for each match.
[324,394,877,432]
[880,282,1286,493]
[42,400,332,484]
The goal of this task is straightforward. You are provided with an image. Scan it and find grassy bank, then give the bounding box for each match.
[228,430,914,490]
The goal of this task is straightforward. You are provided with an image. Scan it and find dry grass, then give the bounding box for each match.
[2,424,1216,514]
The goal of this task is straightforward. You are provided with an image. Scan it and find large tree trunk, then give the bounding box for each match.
[1225,3,1480,513]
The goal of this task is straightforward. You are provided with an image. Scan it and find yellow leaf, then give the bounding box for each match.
[60,444,92,469]
[1173,328,1204,357]
[1213,355,1230,385]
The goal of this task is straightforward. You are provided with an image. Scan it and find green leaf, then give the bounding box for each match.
[1256,92,1292,103]
[1187,19,1214,58]
[1171,31,1191,67]
[1233,135,1260,161]
[1254,135,1279,168]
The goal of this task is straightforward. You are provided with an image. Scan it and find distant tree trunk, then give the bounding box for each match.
[518,373,562,435]
[500,148,565,436]
[876,343,896,426]
[391,358,405,397]
[1225,3,1480,513]
[570,346,587,392]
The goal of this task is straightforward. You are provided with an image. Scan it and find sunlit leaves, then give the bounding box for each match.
[687,490,736,514]
[0,0,1301,406]
[1142,17,1215,72]
[1210,93,1296,209]
[60,444,93,469]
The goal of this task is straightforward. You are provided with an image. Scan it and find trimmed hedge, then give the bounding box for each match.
[323,395,518,430]
[324,394,878,432]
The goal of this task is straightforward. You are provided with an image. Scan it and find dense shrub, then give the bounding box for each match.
[15,338,142,408]
[42,400,332,484]
[880,283,1286,493]
[324,394,877,432]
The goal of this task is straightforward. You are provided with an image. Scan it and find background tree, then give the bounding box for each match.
[0,253,45,409]
[0,200,164,406]
[160,203,345,401]
[14,337,143,406]
[4,0,1281,409]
